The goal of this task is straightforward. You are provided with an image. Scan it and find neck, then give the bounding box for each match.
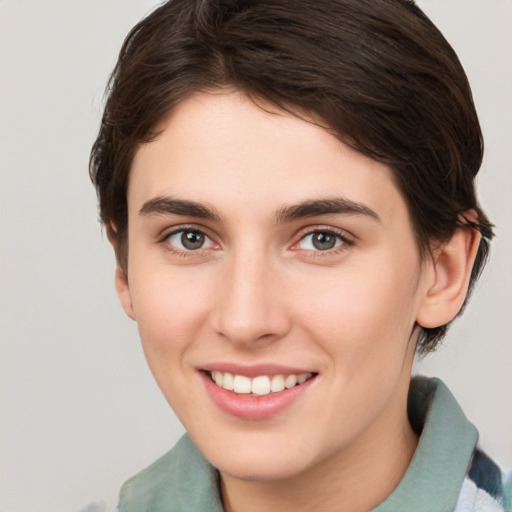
[220,373,418,512]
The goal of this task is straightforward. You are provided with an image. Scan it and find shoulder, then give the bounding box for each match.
[116,434,223,512]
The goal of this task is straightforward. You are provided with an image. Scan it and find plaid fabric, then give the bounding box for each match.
[453,450,512,512]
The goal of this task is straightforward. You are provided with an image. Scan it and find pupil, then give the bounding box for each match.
[312,232,336,250]
[181,231,204,250]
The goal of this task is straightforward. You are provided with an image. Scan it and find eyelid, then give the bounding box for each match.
[157,224,220,253]
[155,223,354,256]
[158,223,214,241]
[290,225,355,252]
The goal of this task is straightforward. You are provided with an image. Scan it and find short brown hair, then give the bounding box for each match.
[90,0,494,352]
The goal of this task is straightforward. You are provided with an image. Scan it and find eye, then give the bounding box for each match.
[165,229,216,251]
[297,230,346,251]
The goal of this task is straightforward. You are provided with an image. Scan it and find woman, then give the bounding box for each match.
[89,0,511,510]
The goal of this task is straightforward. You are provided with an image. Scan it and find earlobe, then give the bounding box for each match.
[114,267,136,320]
[416,225,481,329]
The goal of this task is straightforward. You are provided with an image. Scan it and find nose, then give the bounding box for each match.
[211,249,291,347]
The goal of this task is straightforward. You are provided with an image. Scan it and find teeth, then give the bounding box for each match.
[211,371,223,387]
[270,375,285,393]
[210,371,313,396]
[251,376,271,396]
[233,375,252,394]
[284,374,297,388]
[297,373,309,384]
[222,372,234,390]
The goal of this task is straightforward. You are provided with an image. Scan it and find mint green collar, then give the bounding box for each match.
[118,378,477,512]
[118,434,224,511]
[372,378,478,511]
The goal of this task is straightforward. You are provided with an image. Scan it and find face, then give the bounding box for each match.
[120,90,434,481]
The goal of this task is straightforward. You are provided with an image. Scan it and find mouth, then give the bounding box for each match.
[207,370,316,397]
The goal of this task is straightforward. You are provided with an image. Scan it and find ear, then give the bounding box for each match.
[106,223,136,321]
[416,224,481,329]
[114,268,136,320]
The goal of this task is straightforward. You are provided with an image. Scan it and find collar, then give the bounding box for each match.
[118,377,478,512]
[372,377,478,511]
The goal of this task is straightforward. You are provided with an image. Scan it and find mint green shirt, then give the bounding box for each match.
[117,378,510,512]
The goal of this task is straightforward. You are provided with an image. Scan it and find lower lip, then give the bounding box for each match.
[201,372,316,420]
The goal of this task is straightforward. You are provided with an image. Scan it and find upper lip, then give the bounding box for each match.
[200,362,316,378]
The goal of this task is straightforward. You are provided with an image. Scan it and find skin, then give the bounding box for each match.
[113,90,480,512]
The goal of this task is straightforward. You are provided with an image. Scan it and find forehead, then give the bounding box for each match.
[128,90,408,225]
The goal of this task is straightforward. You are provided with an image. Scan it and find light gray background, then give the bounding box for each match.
[0,1,510,511]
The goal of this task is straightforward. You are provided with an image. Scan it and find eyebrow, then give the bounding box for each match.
[139,195,380,224]
[139,197,222,221]
[275,197,380,224]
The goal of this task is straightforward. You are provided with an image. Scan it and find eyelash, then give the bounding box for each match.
[292,227,354,258]
[157,225,355,258]
[158,225,217,257]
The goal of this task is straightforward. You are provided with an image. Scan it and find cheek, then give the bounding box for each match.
[128,267,214,370]
[295,258,420,373]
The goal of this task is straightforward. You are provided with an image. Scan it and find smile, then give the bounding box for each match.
[202,367,318,420]
[210,371,314,396]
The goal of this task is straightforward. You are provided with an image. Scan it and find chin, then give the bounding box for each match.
[216,456,311,482]
[194,431,323,482]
